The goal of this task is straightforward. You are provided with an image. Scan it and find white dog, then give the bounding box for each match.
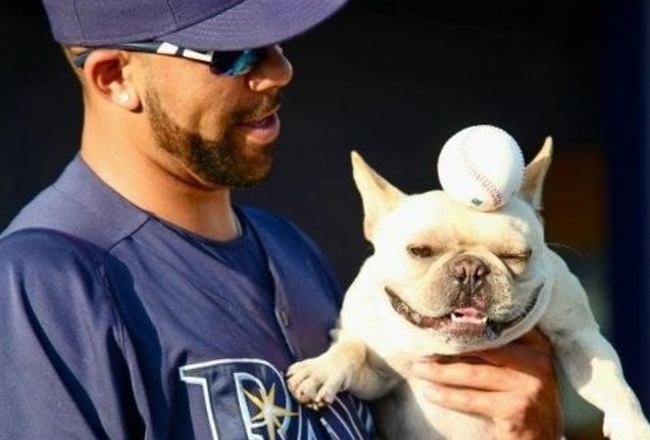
[287,139,650,439]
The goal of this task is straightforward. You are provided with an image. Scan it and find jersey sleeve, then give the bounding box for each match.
[0,229,140,439]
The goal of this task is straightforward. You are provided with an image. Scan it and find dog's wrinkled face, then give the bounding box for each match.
[347,140,553,354]
[372,192,546,349]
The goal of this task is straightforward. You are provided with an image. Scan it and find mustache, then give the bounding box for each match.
[234,91,284,122]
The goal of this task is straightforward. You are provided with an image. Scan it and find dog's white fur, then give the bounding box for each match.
[287,139,650,439]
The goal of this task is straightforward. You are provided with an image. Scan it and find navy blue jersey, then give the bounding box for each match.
[0,155,374,439]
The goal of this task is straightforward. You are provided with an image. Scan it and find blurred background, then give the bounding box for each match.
[2,1,647,438]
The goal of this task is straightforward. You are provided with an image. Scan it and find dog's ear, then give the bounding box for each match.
[351,151,406,240]
[518,136,553,212]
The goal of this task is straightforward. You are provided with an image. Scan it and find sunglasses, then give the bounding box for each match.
[72,41,269,76]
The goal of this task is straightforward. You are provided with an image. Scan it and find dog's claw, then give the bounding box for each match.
[286,358,347,409]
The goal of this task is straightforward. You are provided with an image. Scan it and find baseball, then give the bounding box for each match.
[437,124,525,211]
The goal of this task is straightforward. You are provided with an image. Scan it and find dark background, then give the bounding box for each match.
[2,1,648,438]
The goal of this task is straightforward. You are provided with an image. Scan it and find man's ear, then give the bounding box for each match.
[81,50,141,111]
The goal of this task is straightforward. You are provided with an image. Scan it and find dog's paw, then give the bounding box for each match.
[286,357,350,409]
[603,411,650,440]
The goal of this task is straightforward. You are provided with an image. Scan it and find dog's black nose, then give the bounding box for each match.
[450,255,490,294]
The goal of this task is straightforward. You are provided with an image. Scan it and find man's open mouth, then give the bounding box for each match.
[384,286,542,339]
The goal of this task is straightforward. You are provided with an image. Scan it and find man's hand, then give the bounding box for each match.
[411,328,563,440]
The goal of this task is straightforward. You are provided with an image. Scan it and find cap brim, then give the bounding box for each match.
[159,0,348,51]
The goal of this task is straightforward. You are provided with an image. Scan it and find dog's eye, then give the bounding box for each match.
[499,249,532,264]
[408,245,435,259]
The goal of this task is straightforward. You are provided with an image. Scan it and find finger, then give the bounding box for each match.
[423,380,564,439]
[424,383,521,419]
[412,359,531,392]
[464,329,555,373]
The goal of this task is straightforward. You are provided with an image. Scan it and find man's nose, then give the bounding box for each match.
[247,45,293,92]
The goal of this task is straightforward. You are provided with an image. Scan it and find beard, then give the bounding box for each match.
[145,89,281,188]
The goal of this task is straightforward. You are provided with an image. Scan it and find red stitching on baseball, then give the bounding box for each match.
[458,137,502,208]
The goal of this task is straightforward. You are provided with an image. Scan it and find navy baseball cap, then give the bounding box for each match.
[41,0,348,50]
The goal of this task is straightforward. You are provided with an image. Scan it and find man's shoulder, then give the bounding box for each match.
[0,227,108,274]
[2,157,150,249]
[0,228,116,323]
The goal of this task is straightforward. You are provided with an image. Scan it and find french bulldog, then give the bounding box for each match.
[286,138,650,439]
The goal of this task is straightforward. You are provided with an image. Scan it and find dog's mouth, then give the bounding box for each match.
[385,286,542,340]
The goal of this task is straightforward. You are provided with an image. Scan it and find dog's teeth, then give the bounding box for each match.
[451,308,487,324]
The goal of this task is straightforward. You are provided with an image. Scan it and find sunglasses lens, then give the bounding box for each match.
[210,48,267,76]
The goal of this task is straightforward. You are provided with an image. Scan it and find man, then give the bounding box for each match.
[0,0,563,438]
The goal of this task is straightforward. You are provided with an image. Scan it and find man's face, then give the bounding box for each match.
[139,45,292,189]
